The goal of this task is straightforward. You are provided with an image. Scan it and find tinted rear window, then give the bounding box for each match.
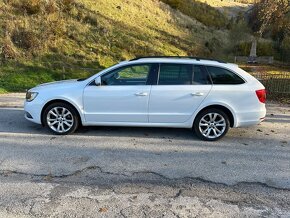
[158,64,211,85]
[193,65,211,85]
[207,66,245,85]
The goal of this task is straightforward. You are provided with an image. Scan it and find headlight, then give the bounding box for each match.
[26,91,38,102]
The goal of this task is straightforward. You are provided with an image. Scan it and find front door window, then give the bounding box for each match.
[101,64,152,86]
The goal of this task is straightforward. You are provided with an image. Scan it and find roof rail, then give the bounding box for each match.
[129,56,226,63]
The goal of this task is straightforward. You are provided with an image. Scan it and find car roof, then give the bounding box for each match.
[126,57,237,69]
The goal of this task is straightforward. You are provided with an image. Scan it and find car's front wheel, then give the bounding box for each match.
[193,108,230,141]
[43,102,79,135]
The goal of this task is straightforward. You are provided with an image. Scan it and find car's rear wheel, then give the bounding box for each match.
[43,102,79,135]
[193,108,230,141]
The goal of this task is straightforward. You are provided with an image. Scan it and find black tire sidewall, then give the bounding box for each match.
[43,102,79,135]
[194,108,230,141]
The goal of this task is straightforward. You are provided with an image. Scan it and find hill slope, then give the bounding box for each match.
[0,0,230,92]
[196,0,253,17]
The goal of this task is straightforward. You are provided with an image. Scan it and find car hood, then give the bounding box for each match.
[29,79,81,92]
[37,79,78,87]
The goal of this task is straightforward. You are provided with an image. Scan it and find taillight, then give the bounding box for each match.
[256,89,266,103]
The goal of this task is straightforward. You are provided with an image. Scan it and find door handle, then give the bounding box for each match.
[191,92,204,96]
[135,92,148,96]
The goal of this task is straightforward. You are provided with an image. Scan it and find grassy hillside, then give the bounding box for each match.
[0,0,230,92]
[160,0,229,28]
[195,0,253,17]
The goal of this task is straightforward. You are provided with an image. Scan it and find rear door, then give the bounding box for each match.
[149,64,212,123]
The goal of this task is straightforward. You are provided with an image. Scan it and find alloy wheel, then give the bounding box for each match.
[46,107,74,133]
[199,113,226,139]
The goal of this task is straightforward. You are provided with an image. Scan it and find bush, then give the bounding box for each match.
[258,41,275,56]
[84,13,98,26]
[19,0,42,15]
[235,41,275,56]
[280,36,290,62]
[45,0,59,14]
[59,0,76,12]
[11,28,40,51]
[1,37,19,60]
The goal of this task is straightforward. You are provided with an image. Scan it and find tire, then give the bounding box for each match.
[43,102,79,135]
[193,108,230,141]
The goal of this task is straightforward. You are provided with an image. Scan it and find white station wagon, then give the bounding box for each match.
[24,57,266,141]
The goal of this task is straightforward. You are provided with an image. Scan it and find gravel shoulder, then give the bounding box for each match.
[0,93,289,217]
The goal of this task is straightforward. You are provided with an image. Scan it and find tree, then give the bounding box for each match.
[250,0,289,39]
[248,0,290,61]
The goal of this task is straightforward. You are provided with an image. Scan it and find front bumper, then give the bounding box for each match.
[24,100,43,124]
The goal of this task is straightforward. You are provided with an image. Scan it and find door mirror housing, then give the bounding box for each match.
[95,77,101,86]
[113,72,120,79]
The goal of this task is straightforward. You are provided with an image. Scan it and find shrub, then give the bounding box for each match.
[59,0,76,12]
[19,0,42,15]
[280,36,290,62]
[235,41,275,56]
[11,28,40,51]
[84,13,98,26]
[236,41,251,56]
[257,41,274,56]
[45,0,59,14]
[1,36,19,60]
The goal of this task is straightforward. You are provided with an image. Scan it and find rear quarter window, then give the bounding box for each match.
[207,66,245,85]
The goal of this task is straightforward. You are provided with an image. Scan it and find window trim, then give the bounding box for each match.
[205,65,246,85]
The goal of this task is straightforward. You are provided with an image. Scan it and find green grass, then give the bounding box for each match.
[0,88,8,94]
[0,60,100,92]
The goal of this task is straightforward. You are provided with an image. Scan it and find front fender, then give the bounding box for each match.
[41,96,86,125]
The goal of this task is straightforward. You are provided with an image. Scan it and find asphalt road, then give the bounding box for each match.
[0,95,290,217]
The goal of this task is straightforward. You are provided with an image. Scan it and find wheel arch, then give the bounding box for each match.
[41,99,83,126]
[194,104,235,128]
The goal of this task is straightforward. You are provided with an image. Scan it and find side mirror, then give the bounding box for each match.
[95,77,101,86]
[114,73,120,79]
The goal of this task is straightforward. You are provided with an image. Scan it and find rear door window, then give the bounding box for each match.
[158,64,211,85]
[158,64,192,85]
[206,66,245,85]
[192,65,211,85]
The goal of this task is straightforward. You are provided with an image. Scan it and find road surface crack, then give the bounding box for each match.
[0,167,290,192]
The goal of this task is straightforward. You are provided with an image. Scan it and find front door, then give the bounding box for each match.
[149,64,212,123]
[83,64,154,123]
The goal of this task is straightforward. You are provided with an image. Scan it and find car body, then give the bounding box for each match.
[24,57,266,141]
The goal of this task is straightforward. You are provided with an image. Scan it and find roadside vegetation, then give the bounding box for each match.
[0,0,289,93]
[0,0,229,92]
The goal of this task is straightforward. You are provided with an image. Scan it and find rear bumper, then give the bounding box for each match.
[235,107,266,127]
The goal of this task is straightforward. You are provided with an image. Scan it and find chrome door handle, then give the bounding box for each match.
[135,92,148,96]
[191,92,204,96]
